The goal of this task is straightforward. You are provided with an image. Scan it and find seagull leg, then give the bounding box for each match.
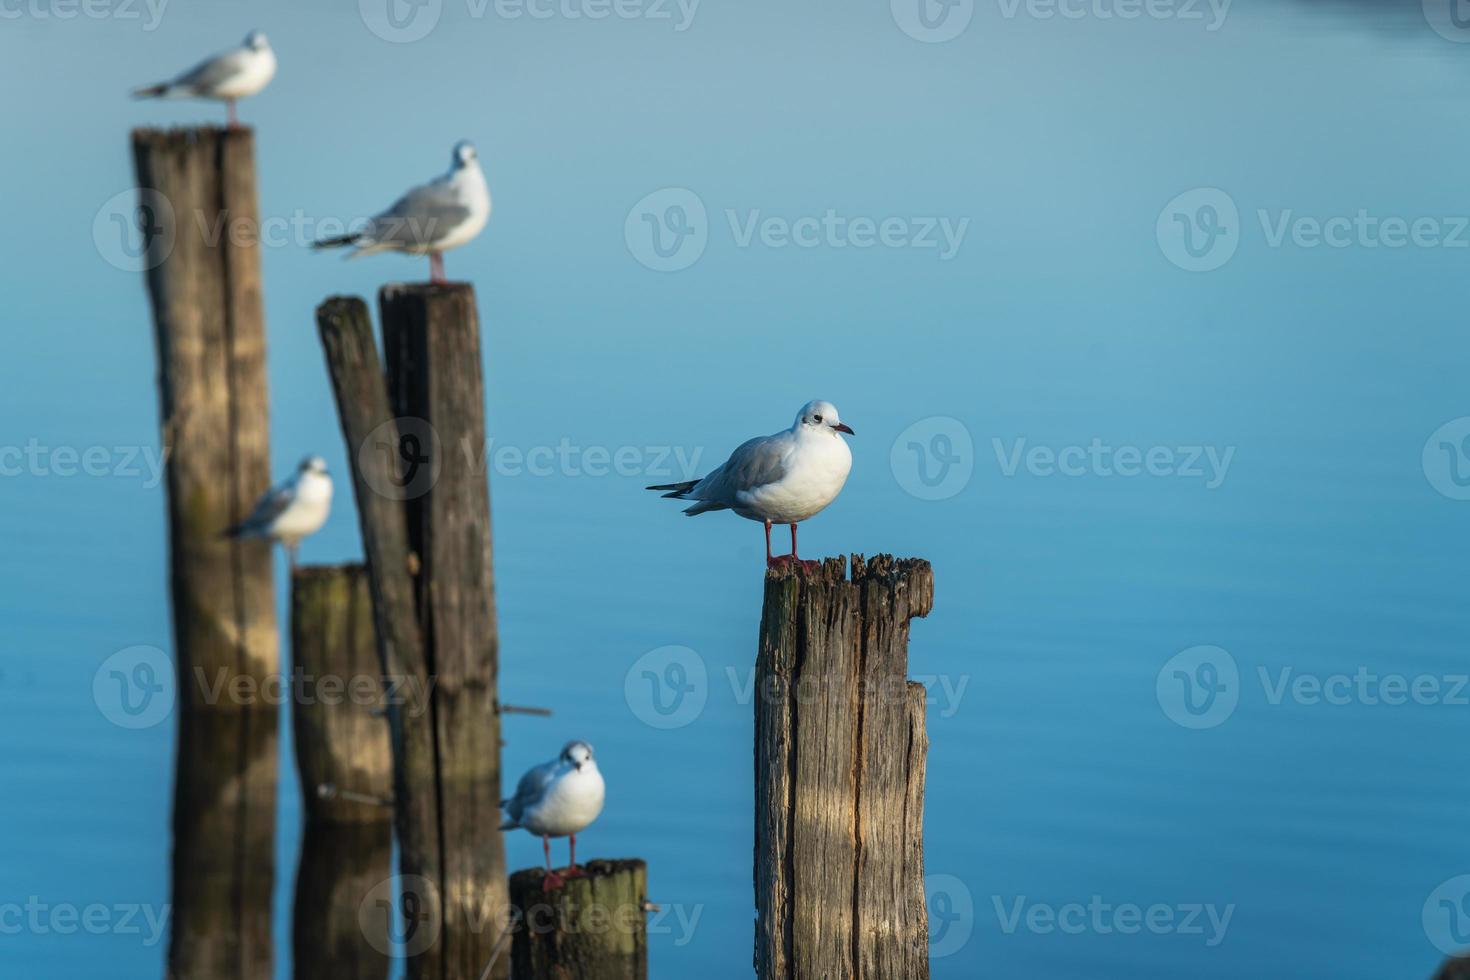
[541,834,564,892]
[429,252,445,284]
[287,541,298,572]
[764,520,781,569]
[226,98,238,129]
[789,523,818,573]
[565,834,587,878]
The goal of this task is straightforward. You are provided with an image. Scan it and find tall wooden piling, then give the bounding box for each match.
[317,286,509,980]
[290,563,393,980]
[508,860,650,980]
[754,555,934,980]
[132,126,277,980]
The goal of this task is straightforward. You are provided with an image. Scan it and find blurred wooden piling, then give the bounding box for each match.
[754,555,934,980]
[289,563,393,980]
[132,125,277,980]
[508,860,649,980]
[318,285,509,980]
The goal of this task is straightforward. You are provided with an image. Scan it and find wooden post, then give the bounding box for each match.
[508,860,649,980]
[289,563,393,980]
[317,286,509,979]
[131,125,277,980]
[754,555,934,980]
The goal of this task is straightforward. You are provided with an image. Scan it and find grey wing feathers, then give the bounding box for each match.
[233,483,292,534]
[690,435,790,507]
[500,760,556,826]
[366,181,471,248]
[175,49,250,93]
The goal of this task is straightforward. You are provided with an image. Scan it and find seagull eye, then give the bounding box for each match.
[813,414,823,423]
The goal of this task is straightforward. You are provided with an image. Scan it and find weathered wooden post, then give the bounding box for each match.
[317,285,509,980]
[289,563,394,980]
[132,126,277,980]
[754,555,933,980]
[508,860,650,980]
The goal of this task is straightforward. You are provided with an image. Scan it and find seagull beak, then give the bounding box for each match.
[832,422,854,435]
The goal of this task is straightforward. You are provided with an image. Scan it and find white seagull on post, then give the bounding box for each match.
[224,456,333,568]
[132,31,277,128]
[312,141,491,284]
[500,741,606,891]
[647,399,853,568]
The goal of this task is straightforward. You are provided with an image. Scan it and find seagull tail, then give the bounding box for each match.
[646,479,698,498]
[683,500,727,516]
[312,233,362,250]
[132,83,171,99]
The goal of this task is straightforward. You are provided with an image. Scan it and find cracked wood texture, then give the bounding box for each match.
[290,563,392,980]
[508,859,649,980]
[318,286,509,979]
[755,555,933,980]
[132,126,277,980]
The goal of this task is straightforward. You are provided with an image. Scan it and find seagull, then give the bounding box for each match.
[500,741,606,891]
[132,31,277,129]
[647,400,853,568]
[312,141,491,284]
[223,456,333,568]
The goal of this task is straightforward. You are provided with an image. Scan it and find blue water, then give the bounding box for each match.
[5,0,1470,976]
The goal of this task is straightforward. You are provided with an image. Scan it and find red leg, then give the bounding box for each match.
[541,834,564,891]
[565,834,587,877]
[764,520,775,567]
[789,523,798,559]
[429,252,445,283]
[227,98,238,128]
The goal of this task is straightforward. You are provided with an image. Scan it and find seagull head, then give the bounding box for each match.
[244,31,270,50]
[560,740,596,773]
[299,455,329,475]
[795,400,853,436]
[451,140,479,171]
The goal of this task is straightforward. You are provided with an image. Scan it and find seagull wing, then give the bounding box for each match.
[501,759,559,825]
[363,178,472,249]
[692,432,793,505]
[233,479,295,536]
[173,47,252,94]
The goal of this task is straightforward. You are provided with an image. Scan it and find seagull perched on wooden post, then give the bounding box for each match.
[312,141,491,284]
[647,400,853,569]
[132,31,277,129]
[500,741,606,891]
[223,456,333,569]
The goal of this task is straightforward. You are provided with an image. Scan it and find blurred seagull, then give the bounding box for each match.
[500,741,606,891]
[312,141,491,284]
[223,456,332,568]
[647,400,853,569]
[133,31,276,128]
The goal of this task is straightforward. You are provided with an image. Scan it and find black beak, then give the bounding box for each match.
[832,422,854,435]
